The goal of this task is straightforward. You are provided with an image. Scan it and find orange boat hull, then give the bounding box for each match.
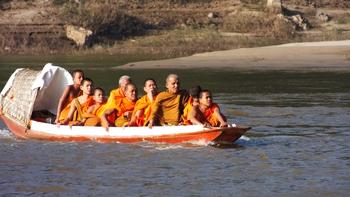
[1,115,249,144]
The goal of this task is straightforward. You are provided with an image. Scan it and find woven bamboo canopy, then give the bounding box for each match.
[0,69,40,127]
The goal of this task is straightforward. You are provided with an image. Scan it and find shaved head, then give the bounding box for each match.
[166,74,178,83]
[119,75,131,87]
[165,74,180,94]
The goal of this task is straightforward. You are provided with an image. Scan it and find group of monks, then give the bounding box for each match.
[55,70,228,129]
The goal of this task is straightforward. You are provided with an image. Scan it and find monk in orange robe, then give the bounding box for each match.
[101,83,137,128]
[129,78,158,126]
[106,75,131,107]
[188,90,228,127]
[148,74,189,127]
[182,85,202,125]
[83,87,107,126]
[55,70,84,124]
[58,78,94,126]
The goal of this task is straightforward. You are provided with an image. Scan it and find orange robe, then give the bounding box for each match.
[132,95,157,126]
[150,90,189,125]
[59,96,94,124]
[182,97,194,125]
[106,88,125,106]
[113,98,136,127]
[101,88,125,126]
[59,86,82,115]
[57,94,76,122]
[83,103,107,126]
[201,103,221,127]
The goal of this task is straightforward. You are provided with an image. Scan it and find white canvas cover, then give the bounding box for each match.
[32,63,73,114]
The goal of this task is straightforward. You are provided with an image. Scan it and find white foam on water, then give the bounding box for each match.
[239,135,250,141]
[0,128,14,139]
[154,144,185,150]
[187,139,215,146]
[138,139,213,150]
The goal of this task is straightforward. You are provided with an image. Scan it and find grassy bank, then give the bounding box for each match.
[1,0,350,59]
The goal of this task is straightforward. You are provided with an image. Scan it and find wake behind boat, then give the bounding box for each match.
[0,64,250,144]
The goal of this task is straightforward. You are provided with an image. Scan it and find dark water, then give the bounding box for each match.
[0,60,350,196]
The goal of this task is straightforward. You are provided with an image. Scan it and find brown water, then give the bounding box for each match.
[0,60,349,196]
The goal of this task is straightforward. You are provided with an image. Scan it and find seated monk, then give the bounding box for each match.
[106,75,131,107]
[129,78,158,126]
[101,83,137,128]
[58,78,94,126]
[148,74,190,127]
[83,87,107,126]
[188,89,228,127]
[182,85,202,125]
[55,69,84,123]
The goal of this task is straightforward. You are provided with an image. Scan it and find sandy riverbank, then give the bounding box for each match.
[116,40,350,71]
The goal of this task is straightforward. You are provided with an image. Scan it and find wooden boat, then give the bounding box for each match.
[0,64,250,144]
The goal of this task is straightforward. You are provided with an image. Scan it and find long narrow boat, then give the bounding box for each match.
[0,64,250,144]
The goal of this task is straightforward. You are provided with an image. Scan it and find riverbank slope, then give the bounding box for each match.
[116,40,350,71]
[1,0,350,58]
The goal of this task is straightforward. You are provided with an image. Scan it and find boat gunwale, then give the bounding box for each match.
[1,114,250,143]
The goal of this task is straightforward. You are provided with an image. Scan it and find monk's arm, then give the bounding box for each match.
[81,105,95,121]
[62,102,77,125]
[147,97,162,127]
[188,107,202,125]
[55,86,70,123]
[214,107,228,127]
[128,110,143,126]
[101,108,115,128]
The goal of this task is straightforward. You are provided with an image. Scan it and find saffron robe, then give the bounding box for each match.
[132,94,156,126]
[200,103,221,127]
[112,98,136,127]
[106,88,125,107]
[182,97,194,125]
[150,90,189,125]
[59,96,94,124]
[83,103,107,126]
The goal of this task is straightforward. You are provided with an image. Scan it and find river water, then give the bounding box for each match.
[0,61,349,196]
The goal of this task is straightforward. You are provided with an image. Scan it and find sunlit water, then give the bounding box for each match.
[0,60,349,195]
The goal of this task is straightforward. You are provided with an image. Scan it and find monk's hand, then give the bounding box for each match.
[104,125,109,132]
[148,119,154,129]
[203,123,211,128]
[54,118,59,124]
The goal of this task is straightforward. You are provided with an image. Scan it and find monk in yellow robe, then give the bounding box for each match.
[101,83,137,128]
[83,87,107,126]
[106,75,131,107]
[55,70,84,124]
[182,86,201,125]
[188,90,227,127]
[58,78,94,126]
[129,78,158,126]
[148,74,189,127]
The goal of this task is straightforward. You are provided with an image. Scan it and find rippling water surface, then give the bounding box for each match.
[0,63,349,196]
